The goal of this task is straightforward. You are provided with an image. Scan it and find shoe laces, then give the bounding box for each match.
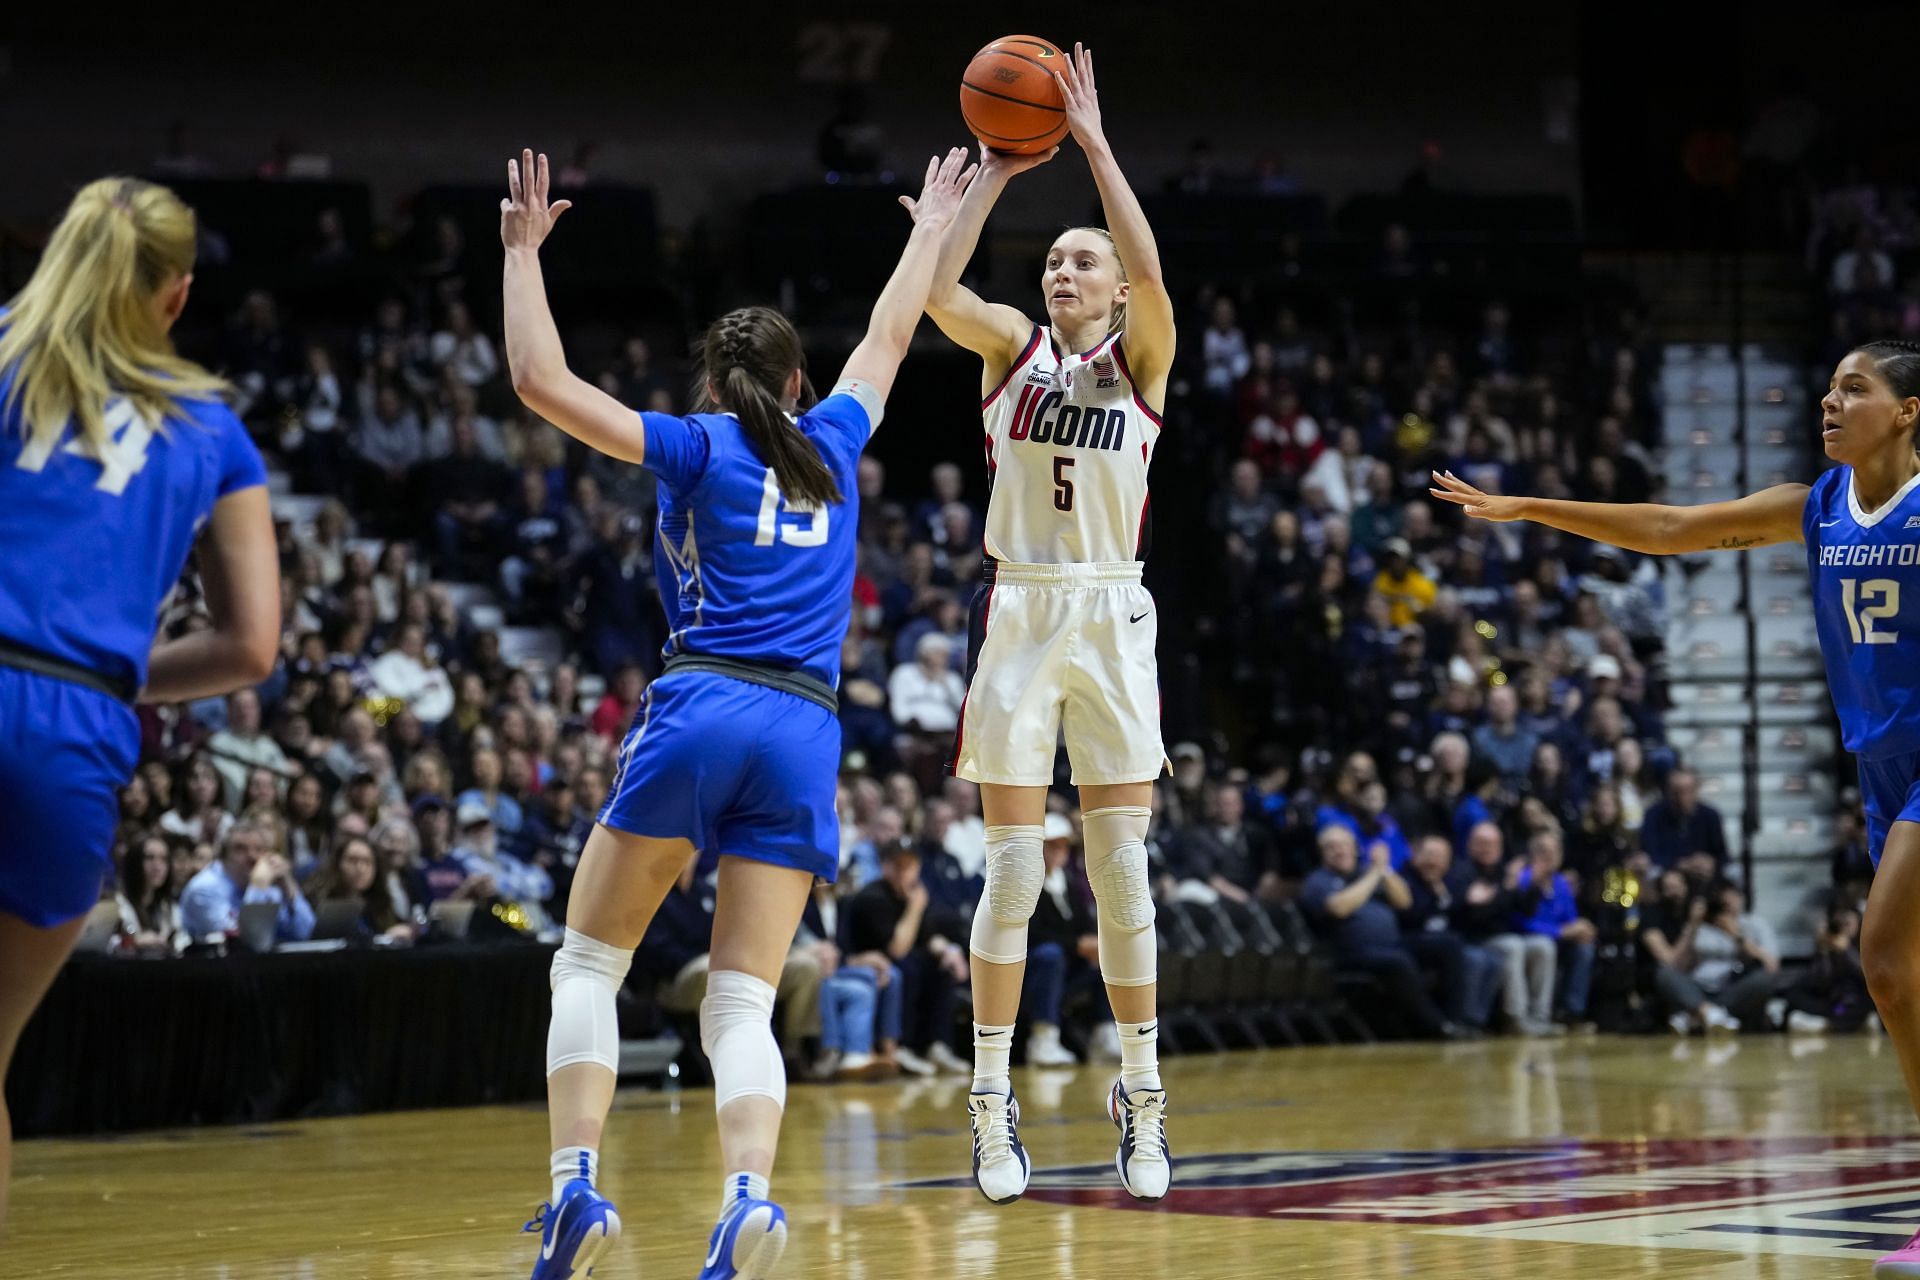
[970,1096,1017,1165]
[521,1201,552,1235]
[1125,1090,1168,1160]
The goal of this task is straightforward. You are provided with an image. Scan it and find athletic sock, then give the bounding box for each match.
[721,1170,771,1212]
[1116,1019,1162,1093]
[972,1022,1014,1095]
[551,1145,598,1204]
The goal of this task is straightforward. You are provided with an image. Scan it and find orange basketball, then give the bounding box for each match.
[960,35,1069,155]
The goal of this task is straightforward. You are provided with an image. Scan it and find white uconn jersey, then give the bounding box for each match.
[954,324,1168,786]
[980,326,1161,564]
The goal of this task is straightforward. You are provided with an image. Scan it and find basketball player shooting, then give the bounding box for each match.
[903,40,1176,1207]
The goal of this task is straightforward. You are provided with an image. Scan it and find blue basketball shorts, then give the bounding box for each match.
[0,666,139,927]
[598,670,842,882]
[1858,749,1920,866]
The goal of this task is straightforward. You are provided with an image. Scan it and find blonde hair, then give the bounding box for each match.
[0,177,227,461]
[1058,225,1128,333]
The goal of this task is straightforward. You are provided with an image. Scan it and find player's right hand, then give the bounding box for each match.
[1430,470,1526,522]
[977,140,1058,180]
[500,148,572,251]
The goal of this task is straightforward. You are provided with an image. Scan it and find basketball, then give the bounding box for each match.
[960,35,1069,154]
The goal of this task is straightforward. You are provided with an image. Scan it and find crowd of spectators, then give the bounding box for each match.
[1807,171,1920,354]
[81,172,1876,1093]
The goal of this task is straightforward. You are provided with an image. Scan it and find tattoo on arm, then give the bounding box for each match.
[1714,535,1766,550]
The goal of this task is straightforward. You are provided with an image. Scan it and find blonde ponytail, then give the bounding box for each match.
[0,177,228,461]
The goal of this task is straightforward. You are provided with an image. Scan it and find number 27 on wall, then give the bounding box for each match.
[1842,577,1900,645]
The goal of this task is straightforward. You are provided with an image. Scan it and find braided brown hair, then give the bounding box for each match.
[1853,339,1920,402]
[694,306,842,508]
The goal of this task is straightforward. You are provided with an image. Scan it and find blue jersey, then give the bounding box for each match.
[0,354,266,691]
[640,386,879,688]
[1804,465,1920,759]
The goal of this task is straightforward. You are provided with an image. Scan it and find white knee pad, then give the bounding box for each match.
[969,824,1044,965]
[547,928,634,1075]
[1084,806,1157,988]
[699,969,786,1112]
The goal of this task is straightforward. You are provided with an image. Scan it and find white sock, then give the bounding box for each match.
[972,1022,1014,1094]
[722,1170,770,1212]
[551,1145,598,1203]
[1117,1019,1162,1092]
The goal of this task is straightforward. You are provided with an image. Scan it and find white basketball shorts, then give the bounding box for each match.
[948,561,1169,788]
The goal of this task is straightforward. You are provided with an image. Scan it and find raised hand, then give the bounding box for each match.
[1430,470,1527,522]
[896,147,980,227]
[1056,41,1105,149]
[500,148,573,252]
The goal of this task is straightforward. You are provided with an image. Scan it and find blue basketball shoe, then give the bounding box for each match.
[524,1177,621,1279]
[696,1193,788,1279]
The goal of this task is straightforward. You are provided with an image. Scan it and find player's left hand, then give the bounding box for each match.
[500,149,572,251]
[1430,470,1526,522]
[1057,42,1105,148]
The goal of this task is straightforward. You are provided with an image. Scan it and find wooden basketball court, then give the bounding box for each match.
[12,1035,1918,1277]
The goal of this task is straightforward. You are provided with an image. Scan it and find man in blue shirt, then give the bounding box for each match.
[180,821,315,944]
[1299,825,1458,1038]
[1316,777,1411,872]
[1514,830,1597,1026]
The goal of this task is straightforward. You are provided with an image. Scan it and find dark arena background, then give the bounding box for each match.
[7,2,1920,1276]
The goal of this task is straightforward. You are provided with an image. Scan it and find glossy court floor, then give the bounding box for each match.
[12,1035,1920,1278]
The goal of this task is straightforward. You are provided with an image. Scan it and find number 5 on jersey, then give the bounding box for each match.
[754,468,828,547]
[1842,577,1900,645]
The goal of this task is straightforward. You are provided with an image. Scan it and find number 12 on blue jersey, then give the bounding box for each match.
[1842,577,1900,645]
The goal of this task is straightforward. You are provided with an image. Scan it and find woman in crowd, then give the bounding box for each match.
[159,754,235,847]
[115,834,182,954]
[305,835,412,941]
[285,772,334,881]
[370,815,430,925]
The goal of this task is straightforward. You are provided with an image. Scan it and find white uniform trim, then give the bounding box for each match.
[988,561,1141,587]
[1848,466,1920,528]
